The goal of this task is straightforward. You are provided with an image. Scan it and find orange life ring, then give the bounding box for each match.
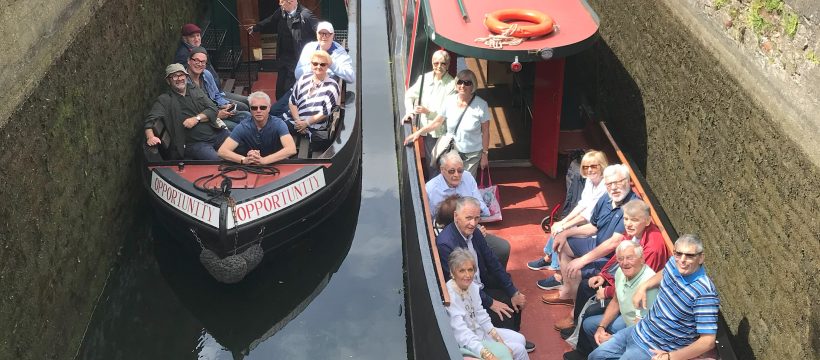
[484,9,554,38]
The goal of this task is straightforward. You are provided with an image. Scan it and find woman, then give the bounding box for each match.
[405,69,490,178]
[527,150,609,282]
[447,248,529,360]
[286,49,340,145]
[402,49,456,178]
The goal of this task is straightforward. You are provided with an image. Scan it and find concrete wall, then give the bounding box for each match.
[579,0,820,359]
[0,0,202,358]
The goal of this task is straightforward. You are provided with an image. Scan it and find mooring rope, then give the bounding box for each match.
[475,24,524,49]
[192,163,280,199]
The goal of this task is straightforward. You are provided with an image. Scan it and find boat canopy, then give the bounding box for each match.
[421,0,599,62]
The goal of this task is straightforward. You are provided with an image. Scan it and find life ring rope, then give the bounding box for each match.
[474,24,524,49]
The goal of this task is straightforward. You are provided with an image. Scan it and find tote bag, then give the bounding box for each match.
[478,166,503,223]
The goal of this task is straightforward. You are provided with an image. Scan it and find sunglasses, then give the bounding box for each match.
[446,168,465,175]
[456,79,473,87]
[581,164,600,170]
[674,251,702,259]
[250,105,268,111]
[312,62,328,67]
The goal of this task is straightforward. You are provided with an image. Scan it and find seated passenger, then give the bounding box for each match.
[186,47,250,129]
[564,241,659,359]
[528,150,608,272]
[284,50,340,145]
[541,165,639,305]
[401,49,455,178]
[558,200,671,337]
[437,197,534,352]
[218,91,296,165]
[174,23,221,87]
[588,234,719,360]
[428,151,510,268]
[295,21,355,83]
[446,248,530,360]
[144,64,228,160]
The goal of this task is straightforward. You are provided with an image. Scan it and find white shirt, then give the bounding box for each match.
[578,177,607,220]
[446,280,496,357]
[404,72,456,138]
[441,95,490,153]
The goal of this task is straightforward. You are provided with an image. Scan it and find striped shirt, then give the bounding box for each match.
[287,73,340,130]
[633,257,720,352]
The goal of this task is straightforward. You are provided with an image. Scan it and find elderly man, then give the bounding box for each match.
[541,164,640,303]
[437,197,535,352]
[294,21,354,83]
[248,0,318,98]
[588,234,719,360]
[186,47,250,129]
[563,241,659,360]
[218,91,296,165]
[174,23,221,86]
[427,151,510,268]
[144,64,227,160]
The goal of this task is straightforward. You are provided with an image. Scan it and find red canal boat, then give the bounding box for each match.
[140,11,360,284]
[391,0,736,359]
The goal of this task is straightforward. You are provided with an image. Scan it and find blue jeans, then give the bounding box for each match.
[184,129,230,160]
[583,314,627,341]
[588,325,651,360]
[542,235,561,269]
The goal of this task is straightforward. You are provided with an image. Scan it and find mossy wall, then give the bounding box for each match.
[579,0,820,359]
[0,0,202,358]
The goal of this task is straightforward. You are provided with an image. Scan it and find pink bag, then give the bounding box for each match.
[478,167,503,223]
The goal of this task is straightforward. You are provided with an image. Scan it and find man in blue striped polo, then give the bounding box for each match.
[588,234,719,360]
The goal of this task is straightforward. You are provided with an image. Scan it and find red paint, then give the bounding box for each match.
[149,163,328,189]
[530,59,564,178]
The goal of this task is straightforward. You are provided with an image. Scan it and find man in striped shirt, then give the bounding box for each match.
[588,234,719,360]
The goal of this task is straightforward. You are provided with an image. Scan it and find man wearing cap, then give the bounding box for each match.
[294,21,354,83]
[247,0,318,98]
[175,23,221,87]
[144,64,229,160]
[186,46,251,129]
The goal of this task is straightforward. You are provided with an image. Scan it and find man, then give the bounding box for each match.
[557,200,670,334]
[218,91,296,165]
[588,234,719,360]
[174,23,221,86]
[437,197,535,352]
[427,151,510,268]
[144,64,227,160]
[186,47,251,129]
[248,0,319,98]
[541,164,640,304]
[564,241,659,360]
[294,21,354,83]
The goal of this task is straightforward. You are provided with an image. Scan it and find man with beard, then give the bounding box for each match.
[144,64,228,160]
[540,164,640,305]
[218,91,296,165]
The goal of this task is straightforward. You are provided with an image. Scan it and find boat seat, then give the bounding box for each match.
[297,135,311,159]
[221,78,235,92]
[145,118,173,161]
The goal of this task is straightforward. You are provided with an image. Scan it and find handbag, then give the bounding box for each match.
[429,95,475,168]
[459,340,514,360]
[478,166,503,223]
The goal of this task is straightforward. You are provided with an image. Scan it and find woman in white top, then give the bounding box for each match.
[527,150,609,276]
[447,248,529,360]
[405,69,490,178]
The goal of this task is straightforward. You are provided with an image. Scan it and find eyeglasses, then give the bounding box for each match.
[446,168,465,175]
[169,73,186,80]
[581,164,600,171]
[674,251,702,259]
[605,177,628,188]
[456,79,473,87]
[432,61,447,66]
[318,32,333,37]
[312,61,328,67]
[190,58,207,65]
[250,105,268,111]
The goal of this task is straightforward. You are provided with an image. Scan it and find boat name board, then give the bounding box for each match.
[151,172,220,228]
[229,168,326,227]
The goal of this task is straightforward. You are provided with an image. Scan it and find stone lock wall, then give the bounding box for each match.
[0,0,202,358]
[581,0,820,359]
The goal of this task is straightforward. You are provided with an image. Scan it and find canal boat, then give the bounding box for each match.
[390,0,737,359]
[140,8,360,284]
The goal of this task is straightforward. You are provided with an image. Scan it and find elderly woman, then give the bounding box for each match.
[402,49,456,178]
[286,49,340,145]
[528,150,609,276]
[405,69,490,178]
[447,248,529,360]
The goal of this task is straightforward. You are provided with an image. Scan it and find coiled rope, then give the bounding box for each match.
[475,24,524,49]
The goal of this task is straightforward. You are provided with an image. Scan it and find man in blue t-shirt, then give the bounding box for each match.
[588,234,720,360]
[218,91,296,165]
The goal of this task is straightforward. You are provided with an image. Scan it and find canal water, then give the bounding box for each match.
[75,0,406,358]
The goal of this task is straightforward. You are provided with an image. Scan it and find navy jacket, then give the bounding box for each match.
[436,223,517,309]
